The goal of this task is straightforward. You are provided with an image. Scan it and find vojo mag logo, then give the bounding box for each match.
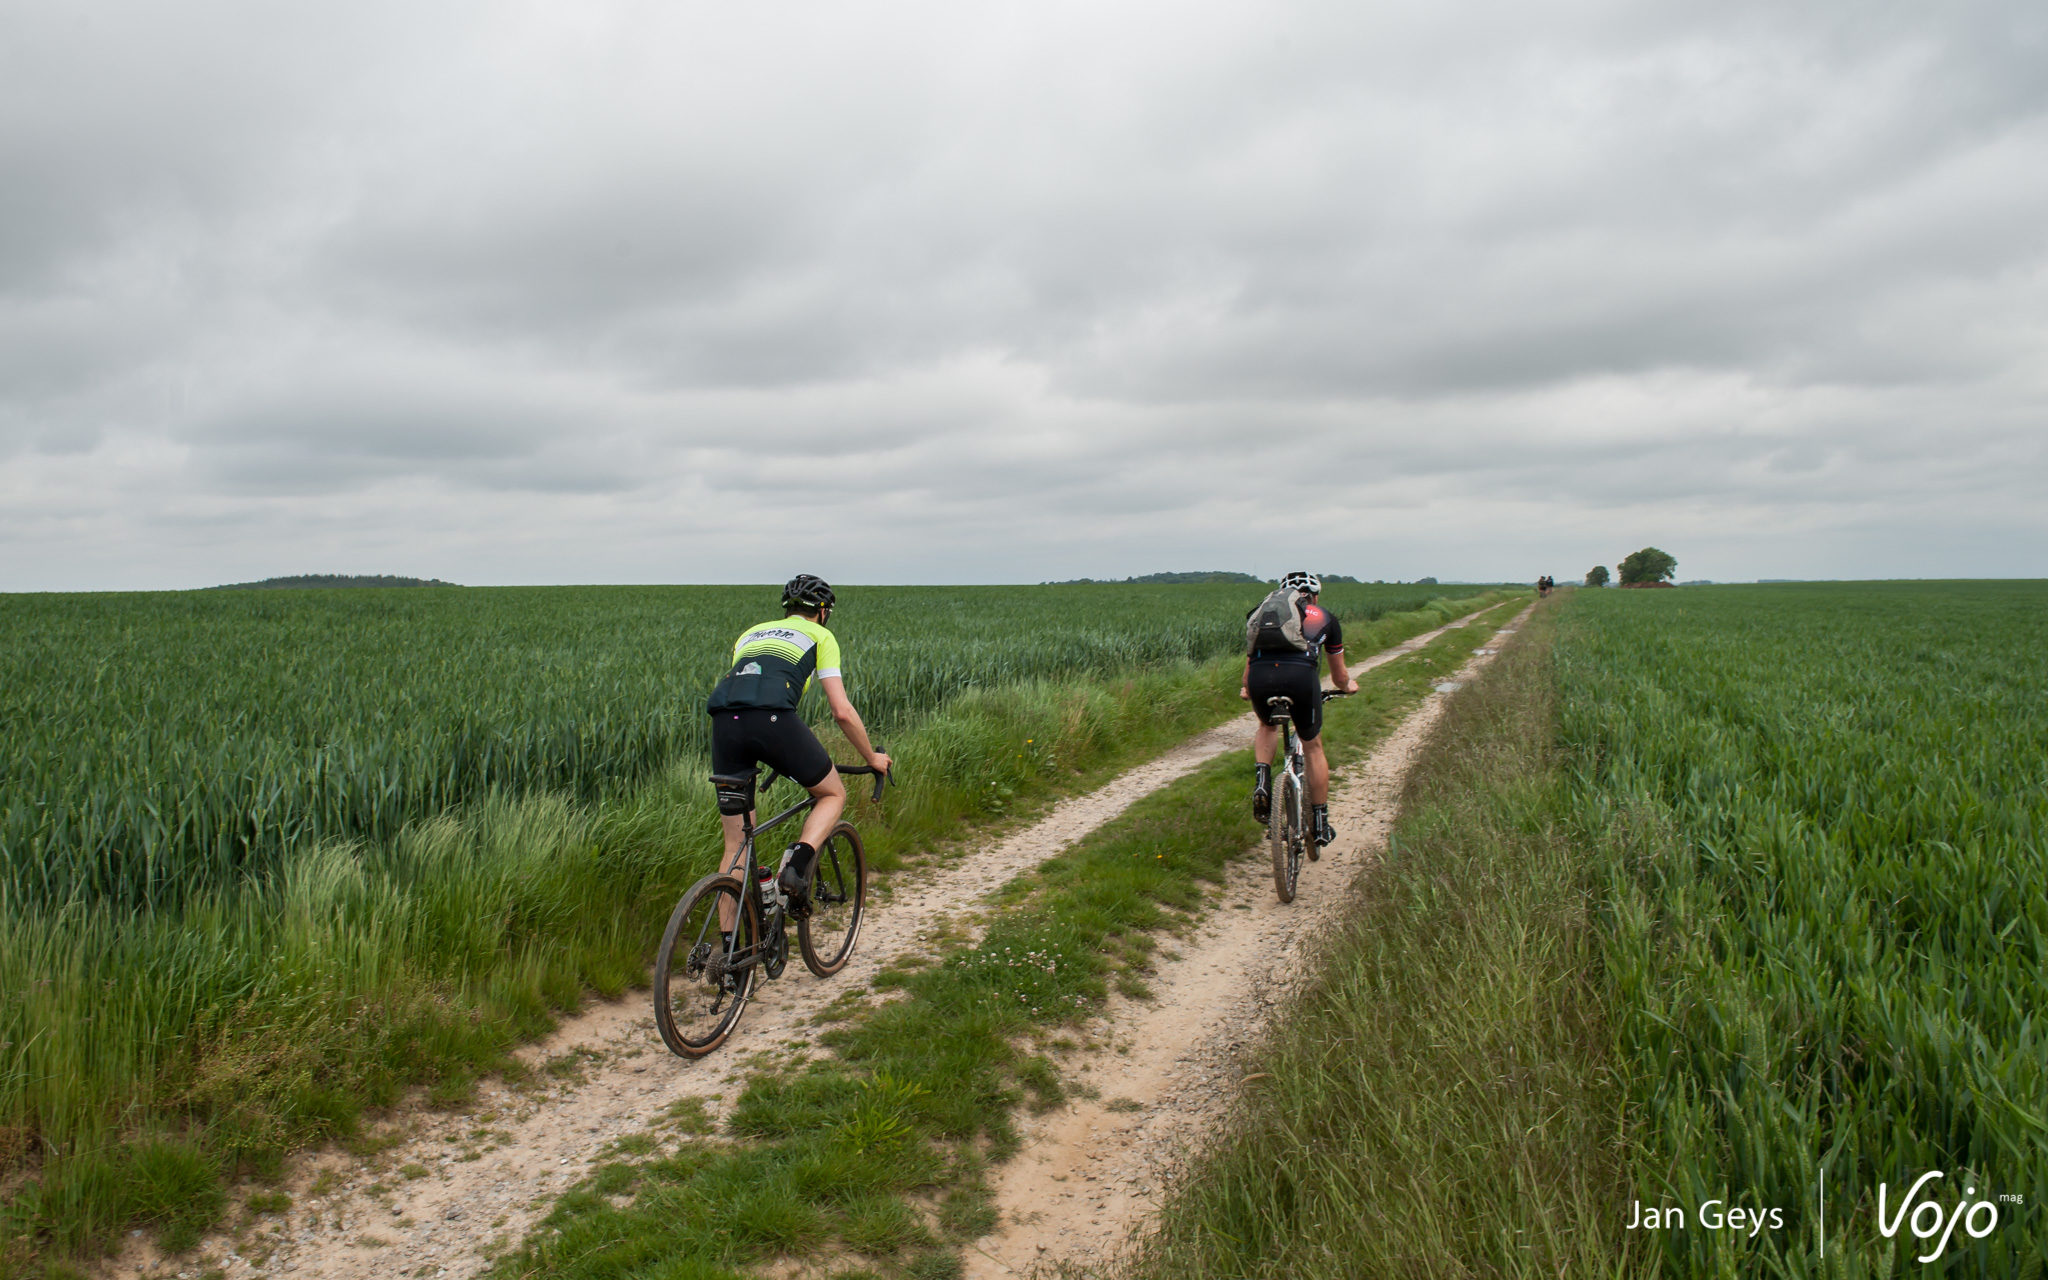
[1875,1171,2017,1264]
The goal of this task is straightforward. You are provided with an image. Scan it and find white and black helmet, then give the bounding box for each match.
[782,574,835,610]
[1279,570,1321,594]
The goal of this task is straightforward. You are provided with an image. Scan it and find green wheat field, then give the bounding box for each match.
[3,579,2043,1277]
[0,579,1472,1268]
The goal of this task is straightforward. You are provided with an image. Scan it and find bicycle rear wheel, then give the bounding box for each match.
[798,822,867,977]
[1270,769,1302,903]
[654,873,759,1057]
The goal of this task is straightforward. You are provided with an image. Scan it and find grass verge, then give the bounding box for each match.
[1121,597,1644,1280]
[0,593,1516,1276]
[483,600,1522,1280]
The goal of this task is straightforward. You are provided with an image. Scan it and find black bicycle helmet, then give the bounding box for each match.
[782,573,836,611]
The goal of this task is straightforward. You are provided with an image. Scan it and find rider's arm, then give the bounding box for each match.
[1323,614,1359,694]
[819,675,891,773]
[1240,655,1252,700]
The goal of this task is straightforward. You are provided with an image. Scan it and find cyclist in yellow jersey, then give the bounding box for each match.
[706,574,891,912]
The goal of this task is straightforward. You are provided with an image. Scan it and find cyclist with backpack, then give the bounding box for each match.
[706,575,891,914]
[1242,571,1358,850]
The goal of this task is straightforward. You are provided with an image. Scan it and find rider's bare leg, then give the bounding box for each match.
[720,814,749,873]
[1253,721,1279,764]
[714,766,849,927]
[717,812,753,931]
[776,771,848,907]
[1304,737,1330,805]
[795,769,846,854]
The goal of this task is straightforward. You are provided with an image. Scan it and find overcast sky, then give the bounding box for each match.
[4,0,2045,590]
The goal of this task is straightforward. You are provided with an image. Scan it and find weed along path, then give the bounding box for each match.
[966,602,1538,1279]
[100,605,1509,1280]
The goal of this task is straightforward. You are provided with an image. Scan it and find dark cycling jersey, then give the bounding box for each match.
[705,616,843,712]
[1247,600,1345,666]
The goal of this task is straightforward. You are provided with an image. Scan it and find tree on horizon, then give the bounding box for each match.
[1617,548,1676,586]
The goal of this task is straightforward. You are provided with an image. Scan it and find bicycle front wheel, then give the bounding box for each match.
[798,822,867,977]
[1270,769,1302,903]
[654,873,759,1057]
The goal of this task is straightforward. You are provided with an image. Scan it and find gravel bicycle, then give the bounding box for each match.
[1264,691,1349,903]
[653,763,886,1057]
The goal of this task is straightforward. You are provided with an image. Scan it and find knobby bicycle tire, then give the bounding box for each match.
[1270,768,1302,903]
[798,821,867,977]
[654,872,759,1057]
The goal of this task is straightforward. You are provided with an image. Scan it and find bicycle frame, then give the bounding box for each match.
[726,788,813,872]
[1263,685,1351,809]
[723,765,885,876]
[1266,697,1306,793]
[713,767,886,978]
[708,795,804,977]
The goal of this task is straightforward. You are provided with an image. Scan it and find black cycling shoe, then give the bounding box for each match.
[1251,783,1271,824]
[1313,812,1336,850]
[777,862,811,919]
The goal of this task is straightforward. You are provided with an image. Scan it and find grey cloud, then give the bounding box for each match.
[0,1,429,290]
[176,352,654,495]
[3,0,2046,589]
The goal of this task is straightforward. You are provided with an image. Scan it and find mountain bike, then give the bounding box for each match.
[1263,690,1349,904]
[653,763,887,1057]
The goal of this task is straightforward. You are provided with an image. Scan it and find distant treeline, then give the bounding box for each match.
[207,574,461,590]
[1045,570,1395,586]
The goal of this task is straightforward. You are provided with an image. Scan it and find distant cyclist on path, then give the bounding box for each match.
[1242,571,1358,850]
[706,575,891,913]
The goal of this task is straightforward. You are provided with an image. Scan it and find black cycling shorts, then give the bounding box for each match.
[1247,660,1324,741]
[709,708,834,789]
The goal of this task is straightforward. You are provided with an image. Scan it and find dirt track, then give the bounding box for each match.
[967,603,1534,1278]
[103,605,1514,1280]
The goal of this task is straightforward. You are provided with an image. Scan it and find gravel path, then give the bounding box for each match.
[966,604,1535,1278]
[101,606,1505,1280]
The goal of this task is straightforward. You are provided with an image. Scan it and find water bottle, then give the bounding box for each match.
[754,863,782,910]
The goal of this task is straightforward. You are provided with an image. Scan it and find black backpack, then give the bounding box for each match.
[1245,587,1310,655]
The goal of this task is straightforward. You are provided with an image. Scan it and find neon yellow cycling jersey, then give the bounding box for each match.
[705,616,842,712]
